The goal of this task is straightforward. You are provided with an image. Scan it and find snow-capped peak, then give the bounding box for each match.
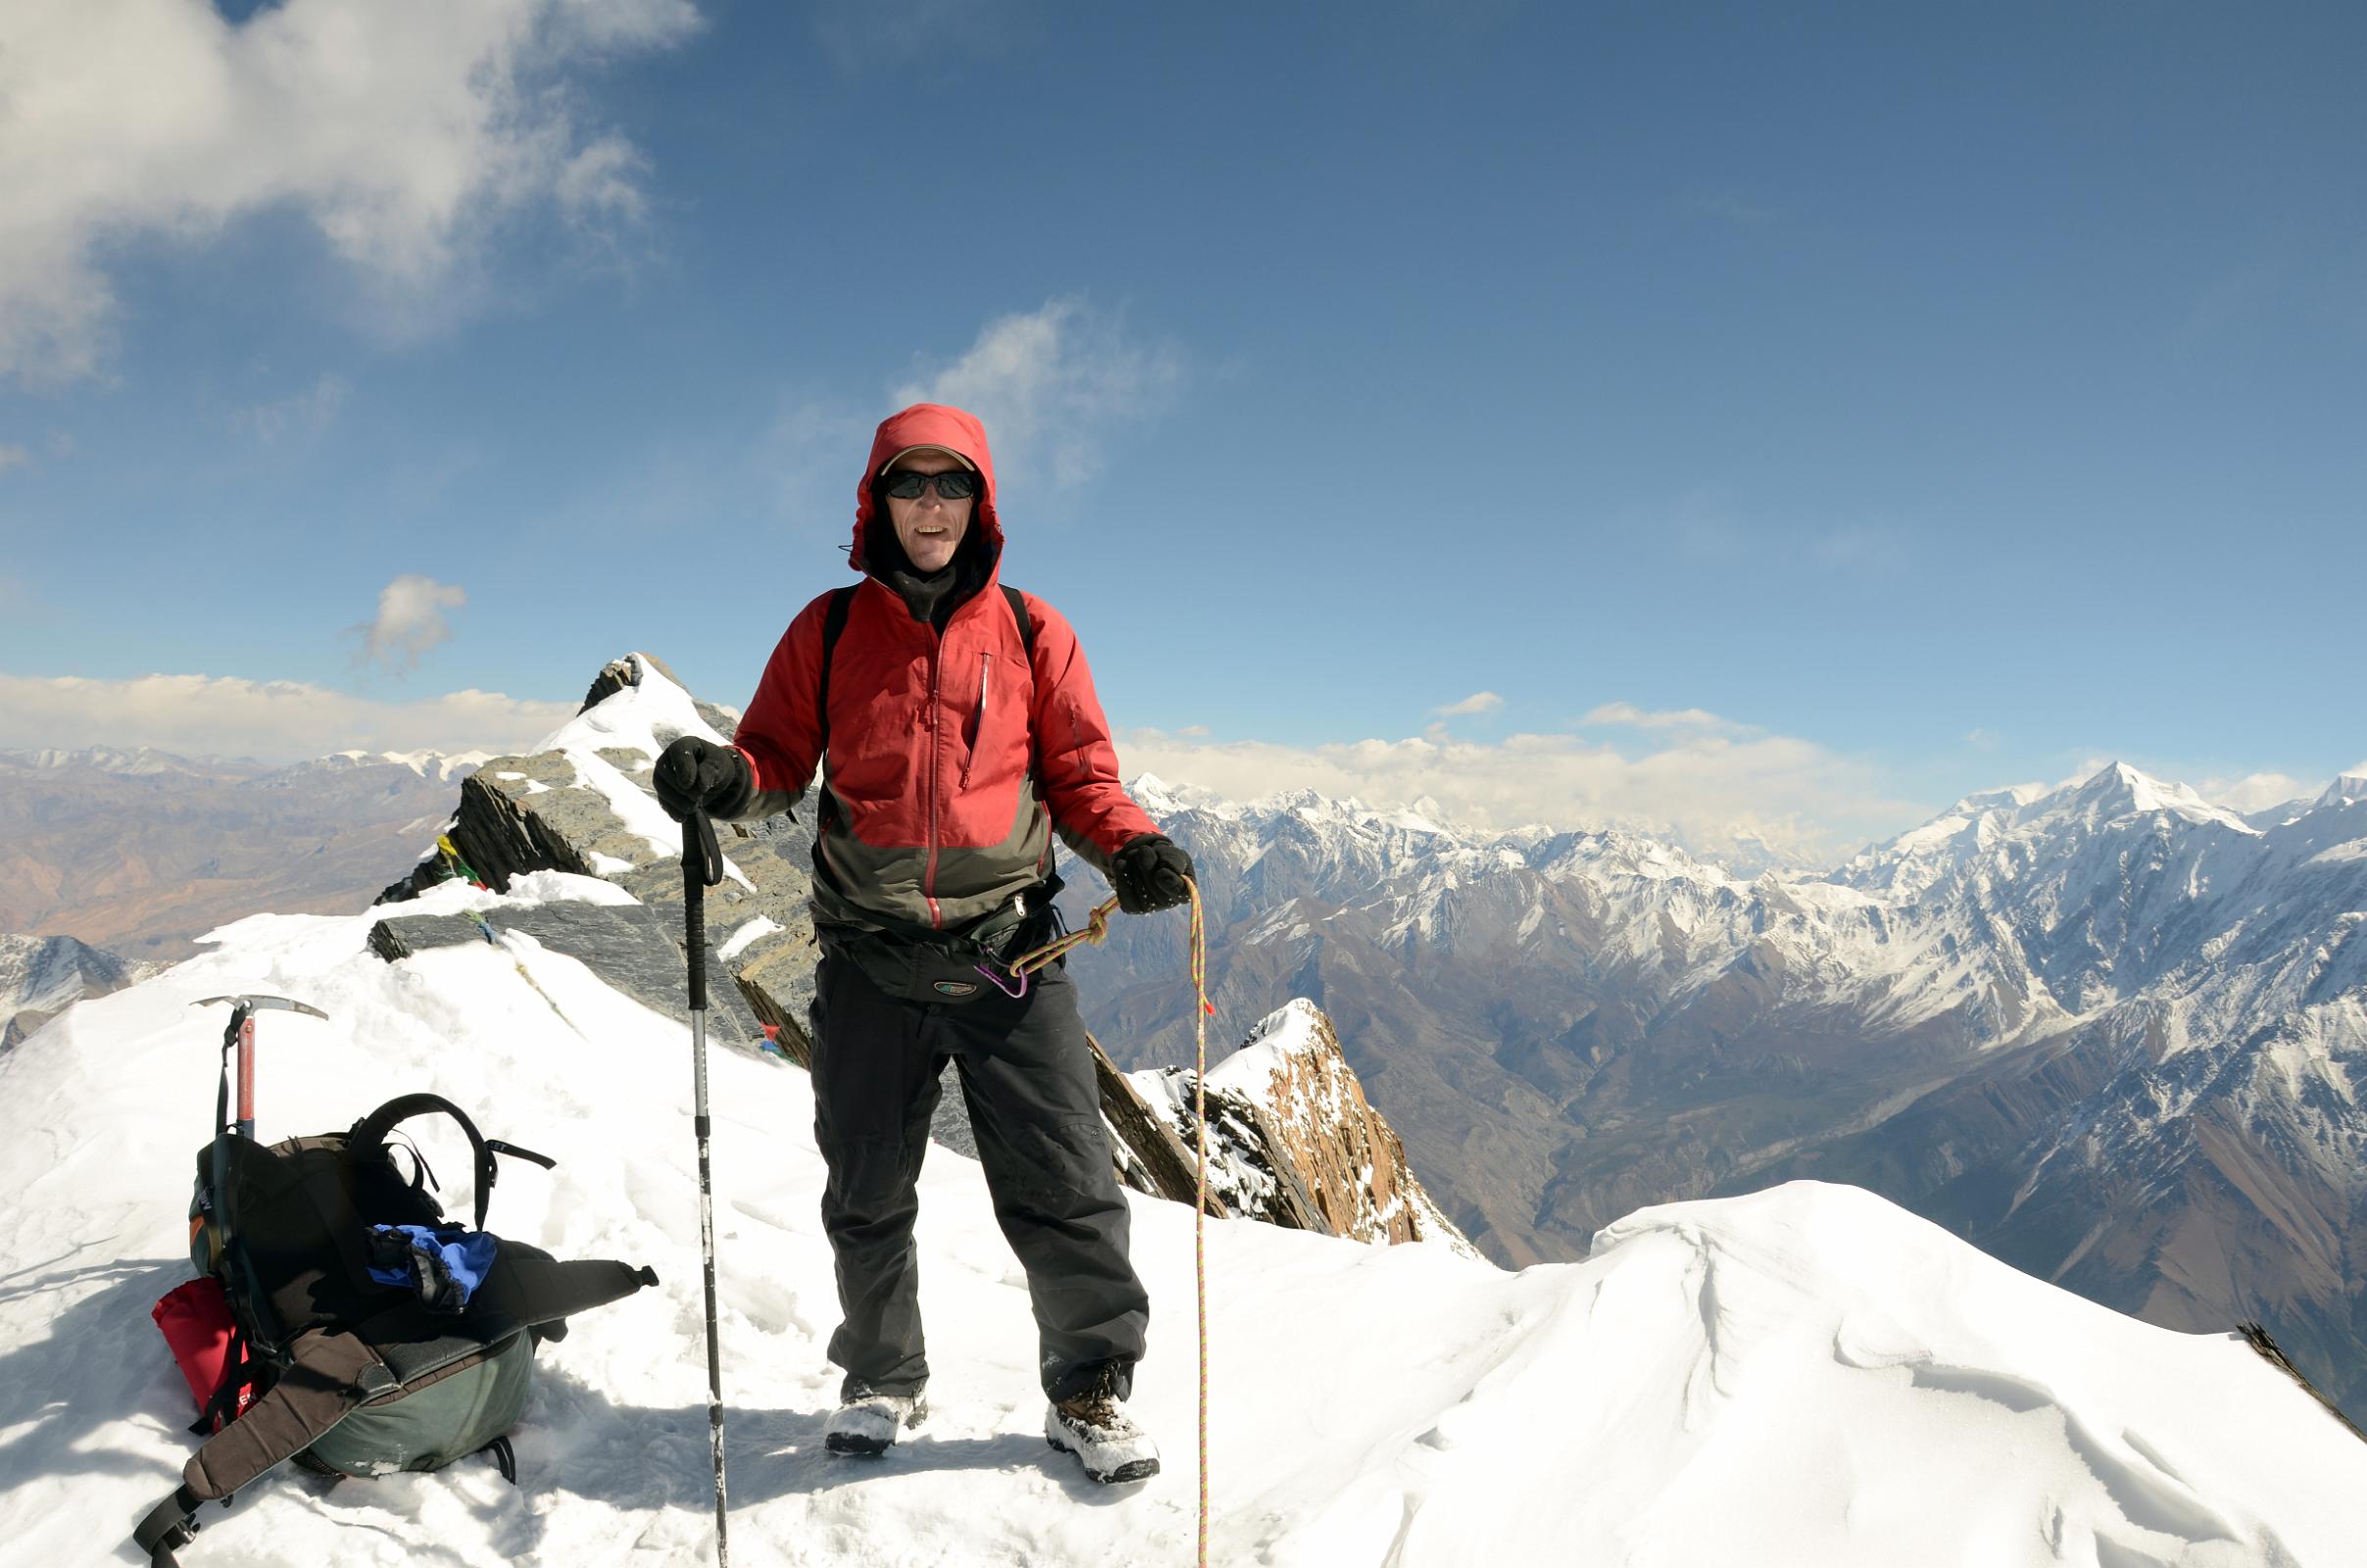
[2053,761,2257,833]
[2314,771,2367,810]
[530,652,724,760]
[323,749,492,781]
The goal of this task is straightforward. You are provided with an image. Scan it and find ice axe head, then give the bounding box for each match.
[193,995,330,1022]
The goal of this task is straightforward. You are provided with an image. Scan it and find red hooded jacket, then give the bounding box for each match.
[729,403,1159,936]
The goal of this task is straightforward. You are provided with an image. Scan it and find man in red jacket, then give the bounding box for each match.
[655,402,1192,1485]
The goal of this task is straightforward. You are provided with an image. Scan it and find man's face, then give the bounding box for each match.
[884,451,973,574]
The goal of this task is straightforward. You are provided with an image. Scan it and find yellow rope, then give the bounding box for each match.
[1005,894,1120,976]
[1004,881,1215,1561]
[1187,876,1210,1568]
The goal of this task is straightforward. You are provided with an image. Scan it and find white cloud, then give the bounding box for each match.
[1433,692,1504,718]
[1582,701,1745,733]
[233,373,350,442]
[0,0,700,383]
[890,296,1181,495]
[555,134,652,230]
[2195,770,2321,813]
[355,574,468,673]
[0,444,28,475]
[1115,724,1925,872]
[0,670,571,760]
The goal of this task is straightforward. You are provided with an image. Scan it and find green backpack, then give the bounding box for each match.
[136,1033,657,1566]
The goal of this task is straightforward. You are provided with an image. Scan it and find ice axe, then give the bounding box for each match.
[679,808,731,1566]
[193,995,328,1139]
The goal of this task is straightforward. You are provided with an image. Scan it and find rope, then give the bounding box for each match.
[1003,881,1217,1562]
[1005,894,1120,976]
[1186,876,1211,1568]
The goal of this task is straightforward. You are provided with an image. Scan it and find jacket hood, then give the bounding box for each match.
[852,403,1004,573]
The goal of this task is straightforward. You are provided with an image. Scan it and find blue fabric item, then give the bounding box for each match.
[367,1224,500,1309]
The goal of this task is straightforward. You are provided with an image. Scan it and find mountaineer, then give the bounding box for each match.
[655,401,1192,1485]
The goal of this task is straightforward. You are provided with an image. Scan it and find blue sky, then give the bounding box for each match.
[1,1,2360,866]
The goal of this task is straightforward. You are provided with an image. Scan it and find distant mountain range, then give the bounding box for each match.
[0,745,485,961]
[0,933,161,1049]
[1072,761,2367,1413]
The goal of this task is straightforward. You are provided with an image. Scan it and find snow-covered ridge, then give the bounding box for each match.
[5,881,2358,1565]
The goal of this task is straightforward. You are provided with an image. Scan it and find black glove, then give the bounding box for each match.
[1110,834,1195,914]
[653,736,753,822]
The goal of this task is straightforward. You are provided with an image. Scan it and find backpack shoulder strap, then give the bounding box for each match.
[816,584,859,757]
[136,1329,395,1562]
[1002,585,1043,786]
[347,1095,551,1232]
[1002,584,1035,660]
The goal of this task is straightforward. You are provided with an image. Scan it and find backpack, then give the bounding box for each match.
[135,1007,657,1565]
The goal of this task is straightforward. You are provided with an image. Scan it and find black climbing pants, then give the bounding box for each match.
[807,943,1149,1404]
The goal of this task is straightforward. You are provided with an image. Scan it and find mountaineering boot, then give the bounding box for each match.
[824,1385,927,1456]
[1045,1366,1159,1485]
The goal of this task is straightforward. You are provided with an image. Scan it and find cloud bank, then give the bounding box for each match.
[0,671,572,761]
[0,0,700,382]
[1116,722,1928,873]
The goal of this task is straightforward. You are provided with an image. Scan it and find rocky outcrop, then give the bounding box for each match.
[370,651,1466,1252]
[1131,1001,1477,1255]
[374,652,824,1064]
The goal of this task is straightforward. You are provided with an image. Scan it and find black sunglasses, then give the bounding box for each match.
[880,469,980,501]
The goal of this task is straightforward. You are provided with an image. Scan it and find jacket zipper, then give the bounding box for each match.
[923,636,944,929]
[961,649,989,788]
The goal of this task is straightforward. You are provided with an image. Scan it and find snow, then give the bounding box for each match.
[720,916,785,961]
[3,880,2362,1566]
[333,749,493,781]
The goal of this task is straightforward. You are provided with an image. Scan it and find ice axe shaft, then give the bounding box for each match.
[681,809,731,1567]
[193,995,328,1141]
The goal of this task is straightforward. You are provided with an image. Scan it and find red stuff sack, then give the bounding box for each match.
[152,1277,253,1431]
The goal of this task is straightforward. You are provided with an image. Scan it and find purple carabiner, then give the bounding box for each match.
[976,961,1029,1000]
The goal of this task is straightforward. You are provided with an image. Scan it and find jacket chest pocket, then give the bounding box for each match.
[959,649,1032,788]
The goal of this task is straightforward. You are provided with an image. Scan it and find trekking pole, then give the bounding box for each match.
[680,808,731,1567]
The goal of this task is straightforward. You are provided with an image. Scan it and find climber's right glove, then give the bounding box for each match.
[653,736,753,823]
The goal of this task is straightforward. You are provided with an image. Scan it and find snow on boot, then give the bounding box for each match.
[1046,1374,1159,1485]
[824,1386,926,1456]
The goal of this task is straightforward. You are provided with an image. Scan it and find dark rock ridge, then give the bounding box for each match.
[372,651,1469,1252]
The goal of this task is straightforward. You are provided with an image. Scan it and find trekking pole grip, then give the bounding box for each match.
[683,809,723,1012]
